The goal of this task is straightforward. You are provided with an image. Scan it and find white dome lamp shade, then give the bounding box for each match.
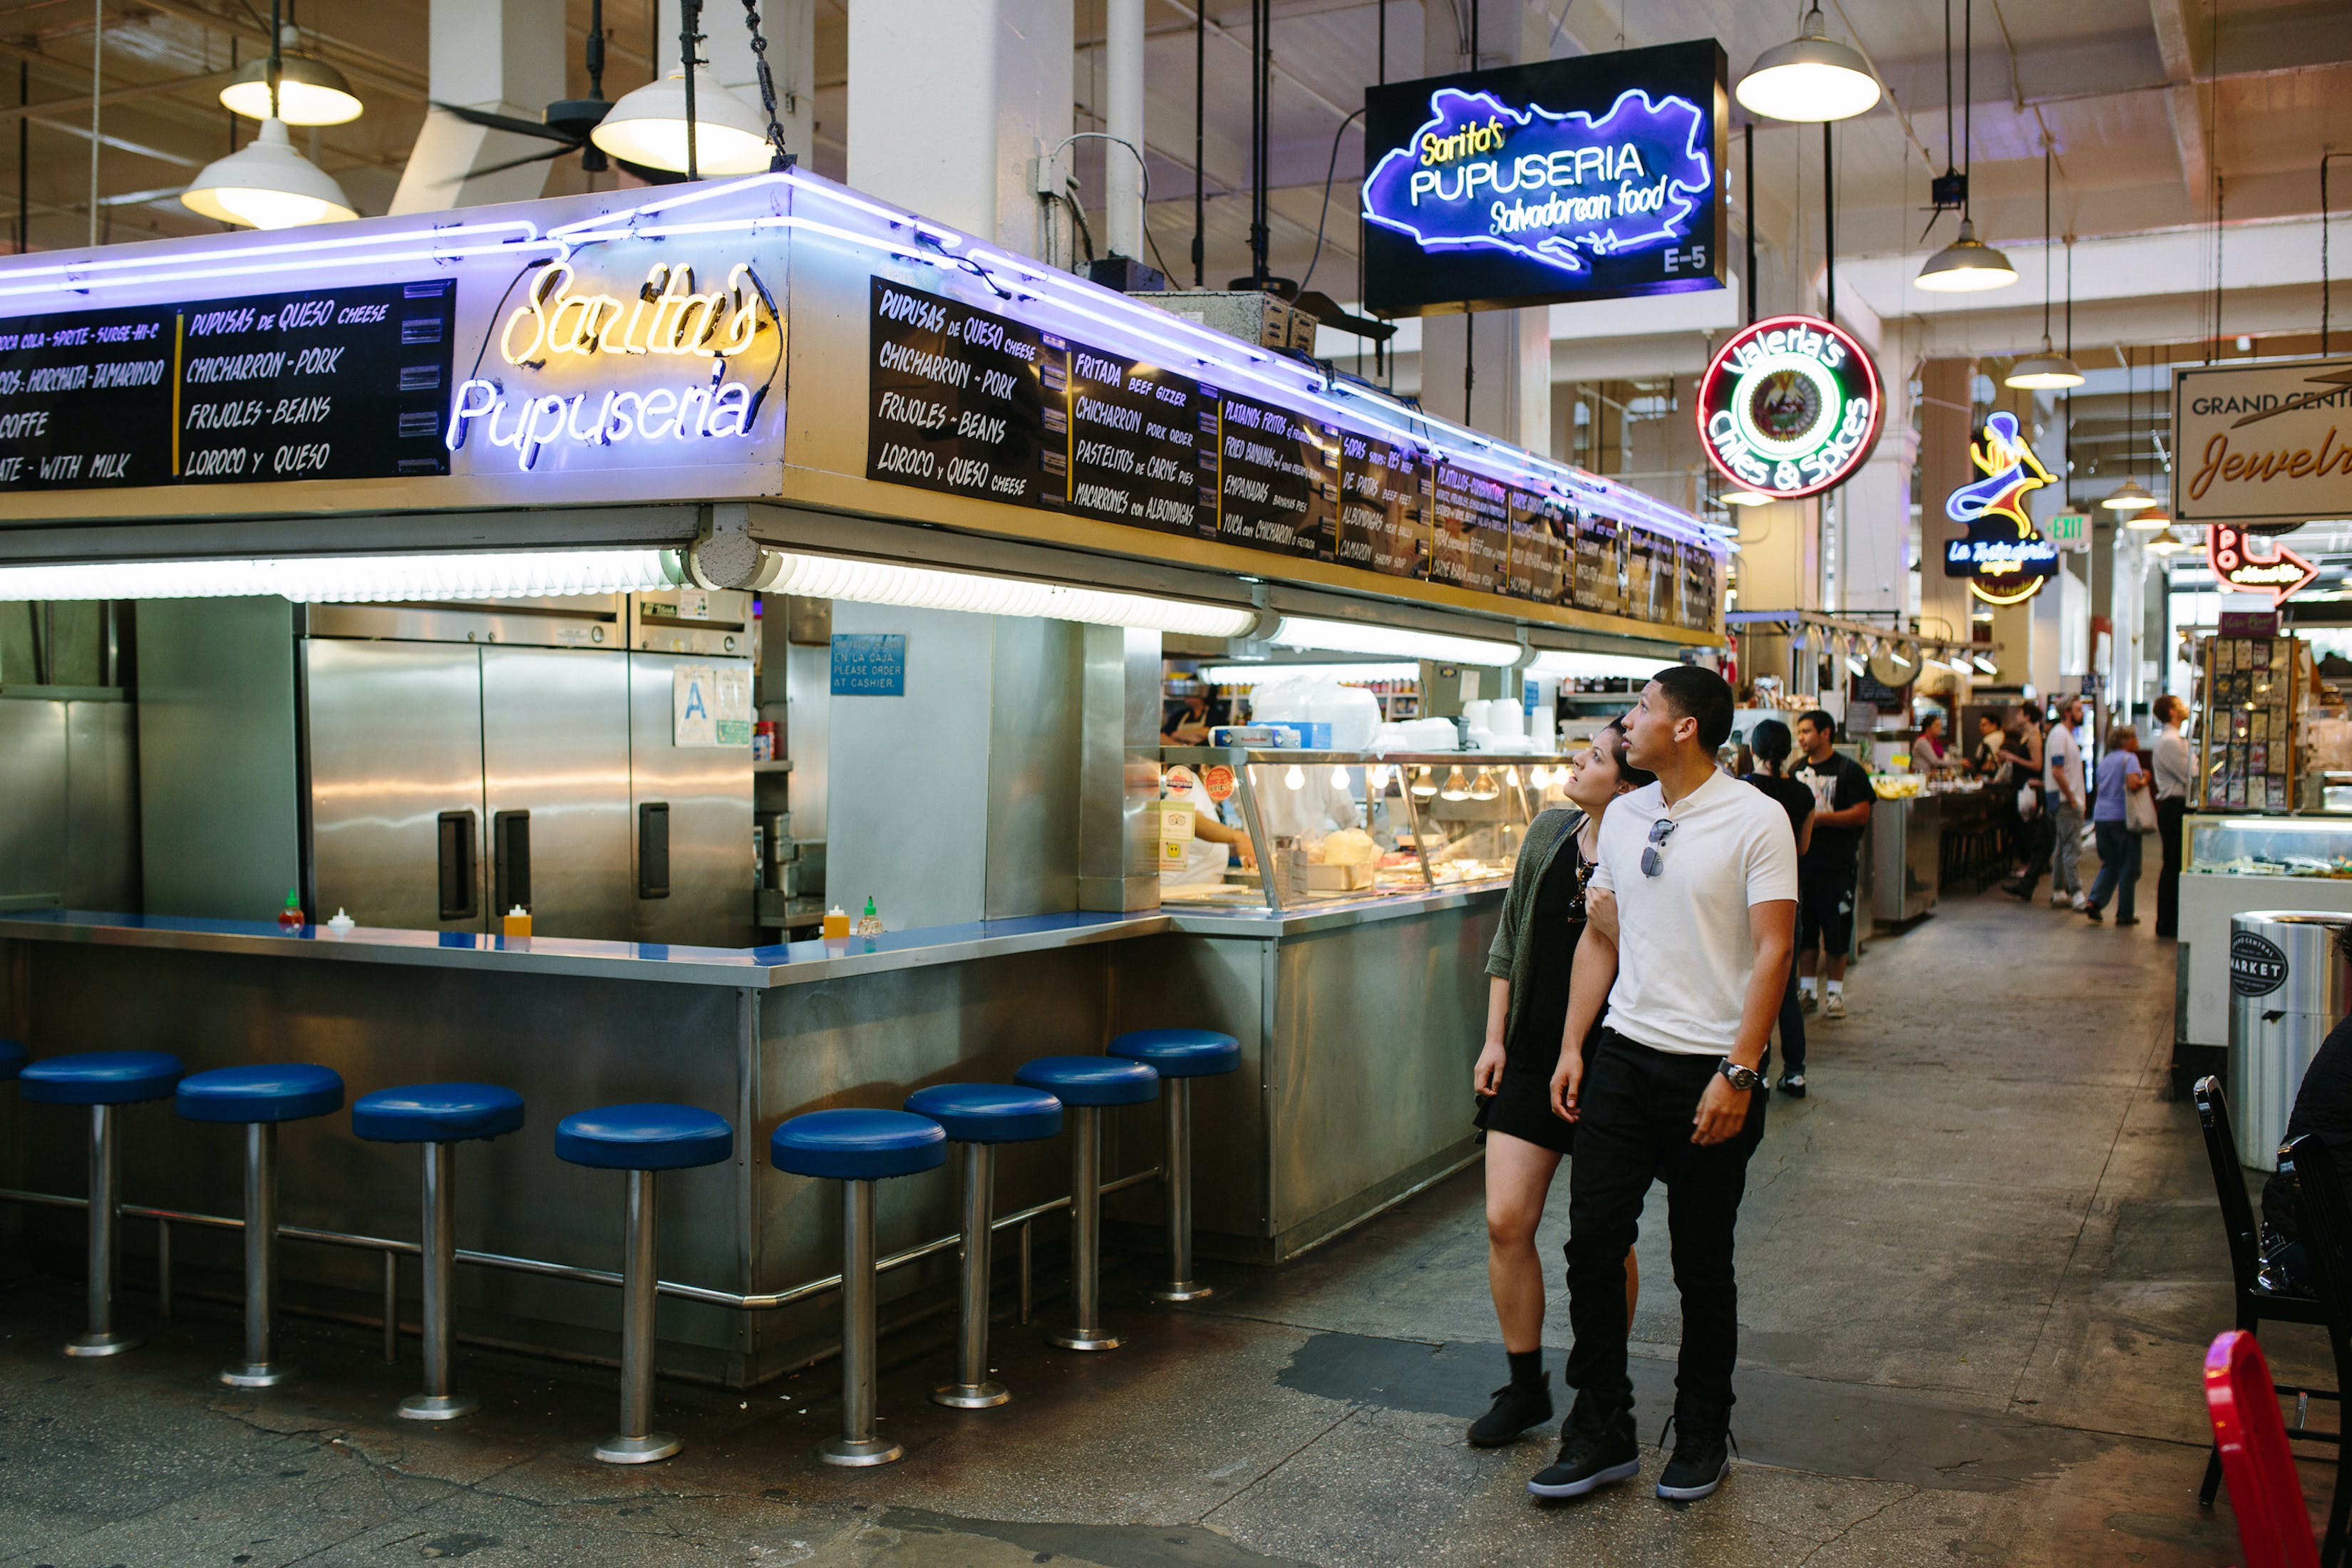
[2100,478,2158,513]
[2123,502,2174,532]
[219,51,362,125]
[1915,219,2017,292]
[1735,5,1882,123]
[2006,340,2084,390]
[182,118,357,229]
[589,68,773,176]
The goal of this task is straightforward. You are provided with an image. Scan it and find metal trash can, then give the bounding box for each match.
[2228,911,2352,1168]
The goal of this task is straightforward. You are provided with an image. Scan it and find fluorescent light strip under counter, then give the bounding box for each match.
[1199,662,1418,687]
[1266,616,1520,668]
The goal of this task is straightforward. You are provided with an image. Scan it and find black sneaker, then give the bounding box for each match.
[1777,1072,1807,1098]
[1527,1407,1639,1499]
[1655,1418,1733,1502]
[1469,1373,1553,1448]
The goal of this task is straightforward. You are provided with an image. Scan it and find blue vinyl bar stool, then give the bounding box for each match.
[1108,1030,1242,1303]
[902,1083,1061,1408]
[177,1064,345,1387]
[1013,1056,1158,1351]
[352,1083,525,1421]
[772,1108,947,1465]
[18,1050,182,1358]
[555,1103,733,1465]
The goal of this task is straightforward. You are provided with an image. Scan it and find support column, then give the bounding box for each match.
[1103,0,1144,262]
[389,0,567,215]
[847,0,1073,258]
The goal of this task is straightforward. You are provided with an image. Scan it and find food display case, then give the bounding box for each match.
[1153,749,1571,912]
[2176,815,2352,1083]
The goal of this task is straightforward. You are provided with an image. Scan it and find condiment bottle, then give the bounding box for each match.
[502,904,532,939]
[277,888,304,931]
[822,904,851,939]
[854,896,883,937]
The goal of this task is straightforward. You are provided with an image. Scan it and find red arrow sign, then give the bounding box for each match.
[2209,522,2320,606]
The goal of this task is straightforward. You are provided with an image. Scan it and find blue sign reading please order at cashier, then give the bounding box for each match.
[830,633,907,696]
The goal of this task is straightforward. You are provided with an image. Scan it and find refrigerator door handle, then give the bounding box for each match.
[492,809,532,914]
[638,802,671,899]
[437,811,480,921]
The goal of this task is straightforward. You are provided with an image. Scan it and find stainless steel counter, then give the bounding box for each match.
[1,888,1500,1384]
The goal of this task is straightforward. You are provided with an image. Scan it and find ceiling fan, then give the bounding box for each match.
[430,0,684,186]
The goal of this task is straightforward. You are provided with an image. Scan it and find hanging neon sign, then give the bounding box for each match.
[2209,521,2319,605]
[497,260,763,364]
[1696,314,1881,500]
[1941,411,2060,605]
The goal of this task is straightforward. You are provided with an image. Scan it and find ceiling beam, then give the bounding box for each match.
[0,67,232,126]
[2149,0,2211,205]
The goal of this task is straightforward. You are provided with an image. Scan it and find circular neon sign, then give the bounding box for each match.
[1696,314,1882,501]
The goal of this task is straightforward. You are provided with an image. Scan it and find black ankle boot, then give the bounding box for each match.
[1469,1370,1553,1447]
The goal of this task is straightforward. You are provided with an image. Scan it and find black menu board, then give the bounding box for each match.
[867,277,1061,507]
[1062,342,1214,540]
[1503,486,1570,604]
[1574,512,1622,616]
[1212,389,1335,560]
[1332,430,1428,578]
[1430,462,1511,594]
[0,277,455,492]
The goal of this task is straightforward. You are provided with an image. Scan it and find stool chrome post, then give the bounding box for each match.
[1150,1079,1211,1303]
[400,1142,477,1421]
[66,1103,138,1357]
[222,1121,294,1387]
[1053,1105,1118,1351]
[823,1177,902,1465]
[597,1168,678,1463]
[934,1142,1007,1408]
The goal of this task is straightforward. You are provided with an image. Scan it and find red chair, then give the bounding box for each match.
[2208,1329,2323,1568]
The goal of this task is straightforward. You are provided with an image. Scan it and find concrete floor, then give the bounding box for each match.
[0,887,2333,1566]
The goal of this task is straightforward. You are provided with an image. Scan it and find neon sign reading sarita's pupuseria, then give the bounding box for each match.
[1359,86,1710,276]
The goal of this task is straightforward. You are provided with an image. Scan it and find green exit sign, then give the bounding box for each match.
[2047,510,2090,551]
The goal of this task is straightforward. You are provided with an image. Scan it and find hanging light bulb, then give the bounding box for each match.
[1284,764,1306,791]
[220,39,362,125]
[1411,766,1438,798]
[1441,766,1470,802]
[1719,488,1775,507]
[2006,338,2084,390]
[182,117,357,229]
[1366,764,1391,790]
[1735,4,1882,123]
[2101,479,2158,512]
[2124,504,2173,532]
[1470,770,1500,802]
[1527,764,1549,788]
[591,67,774,175]
[1916,219,2017,292]
[1970,652,2000,676]
[1329,765,1352,790]
[1502,768,1520,789]
[2145,527,2189,556]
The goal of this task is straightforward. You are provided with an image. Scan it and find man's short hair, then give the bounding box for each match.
[1795,706,1837,739]
[1652,664,1735,751]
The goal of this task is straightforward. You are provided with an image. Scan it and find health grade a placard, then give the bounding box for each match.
[672,664,753,747]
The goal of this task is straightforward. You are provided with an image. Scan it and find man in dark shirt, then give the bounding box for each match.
[2262,1001,2352,1293]
[1790,709,1874,1021]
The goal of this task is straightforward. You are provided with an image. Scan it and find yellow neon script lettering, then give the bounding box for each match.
[501,261,761,365]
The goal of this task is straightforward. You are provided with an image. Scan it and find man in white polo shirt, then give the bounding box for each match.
[1532,664,1797,1507]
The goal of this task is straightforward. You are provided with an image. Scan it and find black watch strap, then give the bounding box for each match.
[1718,1058,1763,1090]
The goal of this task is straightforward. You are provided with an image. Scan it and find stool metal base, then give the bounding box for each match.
[1150,1280,1214,1304]
[221,1361,296,1388]
[399,1393,480,1423]
[594,1431,681,1465]
[1048,1327,1121,1351]
[64,1331,140,1358]
[818,1434,904,1468]
[932,1379,1009,1409]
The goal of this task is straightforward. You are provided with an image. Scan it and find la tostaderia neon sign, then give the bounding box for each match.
[447,258,778,471]
[1359,86,1710,276]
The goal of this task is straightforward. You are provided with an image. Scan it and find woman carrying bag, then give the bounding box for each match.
[2084,724,2153,926]
[1467,720,1652,1448]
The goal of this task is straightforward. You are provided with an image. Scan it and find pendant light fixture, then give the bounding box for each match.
[1916,0,2015,293]
[2103,344,2160,512]
[2006,140,2084,388]
[219,19,361,125]
[183,1,355,229]
[1735,3,1882,123]
[590,0,772,177]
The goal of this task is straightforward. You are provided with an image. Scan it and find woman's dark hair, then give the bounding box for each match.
[1603,718,1659,791]
[1920,711,1945,733]
[1749,718,1793,770]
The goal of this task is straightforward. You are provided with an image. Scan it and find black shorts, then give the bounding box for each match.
[1475,1064,1577,1155]
[1797,875,1856,954]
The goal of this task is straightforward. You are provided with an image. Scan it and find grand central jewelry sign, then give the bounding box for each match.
[2175,356,2352,532]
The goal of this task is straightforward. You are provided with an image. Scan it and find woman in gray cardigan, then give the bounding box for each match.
[1467,718,1653,1448]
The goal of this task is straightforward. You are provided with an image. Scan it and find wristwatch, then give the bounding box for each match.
[1716,1058,1764,1092]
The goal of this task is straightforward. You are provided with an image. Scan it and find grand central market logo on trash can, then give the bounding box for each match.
[2232,930,2291,996]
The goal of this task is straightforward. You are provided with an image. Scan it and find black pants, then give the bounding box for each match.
[1564,1031,1766,1421]
[2155,795,2186,937]
[1775,971,1805,1075]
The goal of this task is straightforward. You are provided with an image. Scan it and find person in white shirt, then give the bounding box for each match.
[1527,665,1797,1508]
[2151,693,2194,939]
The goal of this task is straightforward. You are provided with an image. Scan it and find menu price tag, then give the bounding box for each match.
[1333,431,1429,577]
[1062,343,1214,539]
[1430,462,1511,594]
[867,278,1058,507]
[1212,389,1335,559]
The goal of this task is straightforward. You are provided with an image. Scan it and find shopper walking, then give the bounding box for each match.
[2152,694,2194,939]
[1468,721,1654,1447]
[1790,710,1872,1020]
[2001,703,2050,894]
[1741,720,1814,1096]
[1532,666,1796,1506]
[2045,695,2090,909]
[2083,724,2150,925]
